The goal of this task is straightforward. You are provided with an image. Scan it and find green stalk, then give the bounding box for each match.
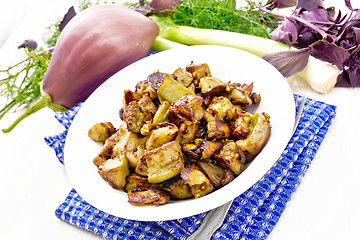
[154,23,291,57]
[0,100,17,119]
[151,19,339,93]
[151,36,186,51]
[2,93,67,133]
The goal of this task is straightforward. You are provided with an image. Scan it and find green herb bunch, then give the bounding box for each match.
[0,47,52,121]
[162,0,279,39]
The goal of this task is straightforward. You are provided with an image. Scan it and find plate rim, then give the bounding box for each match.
[64,45,295,221]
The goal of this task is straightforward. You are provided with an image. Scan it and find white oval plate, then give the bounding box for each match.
[64,45,295,221]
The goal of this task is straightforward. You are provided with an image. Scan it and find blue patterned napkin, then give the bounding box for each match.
[45,96,336,240]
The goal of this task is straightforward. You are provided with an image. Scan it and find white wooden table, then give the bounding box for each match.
[1,1,359,239]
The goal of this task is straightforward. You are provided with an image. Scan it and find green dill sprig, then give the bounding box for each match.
[0,48,52,119]
[159,0,279,39]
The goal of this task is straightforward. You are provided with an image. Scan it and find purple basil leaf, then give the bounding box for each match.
[59,6,76,32]
[335,71,352,87]
[352,27,360,45]
[270,17,298,46]
[337,53,360,87]
[296,31,320,48]
[345,0,354,11]
[349,9,360,20]
[265,0,297,9]
[135,0,181,15]
[296,0,324,11]
[299,8,332,26]
[347,63,360,86]
[262,48,311,77]
[338,19,360,37]
[150,0,181,14]
[334,9,348,23]
[311,40,350,70]
[18,39,38,50]
[342,53,360,87]
[298,8,335,39]
[351,45,360,56]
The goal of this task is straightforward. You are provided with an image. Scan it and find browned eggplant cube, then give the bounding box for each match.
[181,165,214,198]
[144,141,185,183]
[98,154,130,190]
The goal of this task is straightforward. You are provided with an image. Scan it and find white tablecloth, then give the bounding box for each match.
[0,1,359,239]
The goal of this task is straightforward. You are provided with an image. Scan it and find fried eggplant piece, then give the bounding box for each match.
[151,101,170,127]
[139,94,157,114]
[199,77,226,96]
[123,101,148,133]
[185,62,212,84]
[196,140,223,159]
[125,132,147,169]
[206,96,236,122]
[225,82,254,106]
[236,112,271,160]
[250,92,261,104]
[194,121,207,139]
[98,154,130,190]
[176,121,201,144]
[232,112,252,139]
[197,160,235,187]
[146,71,168,91]
[128,187,170,206]
[182,147,200,164]
[168,94,204,124]
[219,170,235,186]
[123,95,157,133]
[172,67,194,87]
[135,157,148,177]
[163,178,193,199]
[157,74,194,103]
[135,80,157,99]
[123,90,142,106]
[145,123,179,152]
[194,138,205,146]
[93,126,125,167]
[207,119,231,139]
[181,165,214,198]
[204,112,231,139]
[88,122,116,143]
[214,140,246,175]
[124,173,151,193]
[239,83,261,103]
[144,141,185,183]
[182,143,199,152]
[93,156,107,168]
[112,127,131,158]
[140,120,152,136]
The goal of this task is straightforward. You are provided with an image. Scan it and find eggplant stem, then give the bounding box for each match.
[2,96,47,133]
[0,99,17,119]
[2,93,68,133]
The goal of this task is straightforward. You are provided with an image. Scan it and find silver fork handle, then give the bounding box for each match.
[293,95,306,134]
[187,201,233,240]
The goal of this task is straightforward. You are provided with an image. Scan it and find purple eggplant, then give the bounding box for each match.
[3,5,159,133]
[149,0,182,14]
[135,0,181,15]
